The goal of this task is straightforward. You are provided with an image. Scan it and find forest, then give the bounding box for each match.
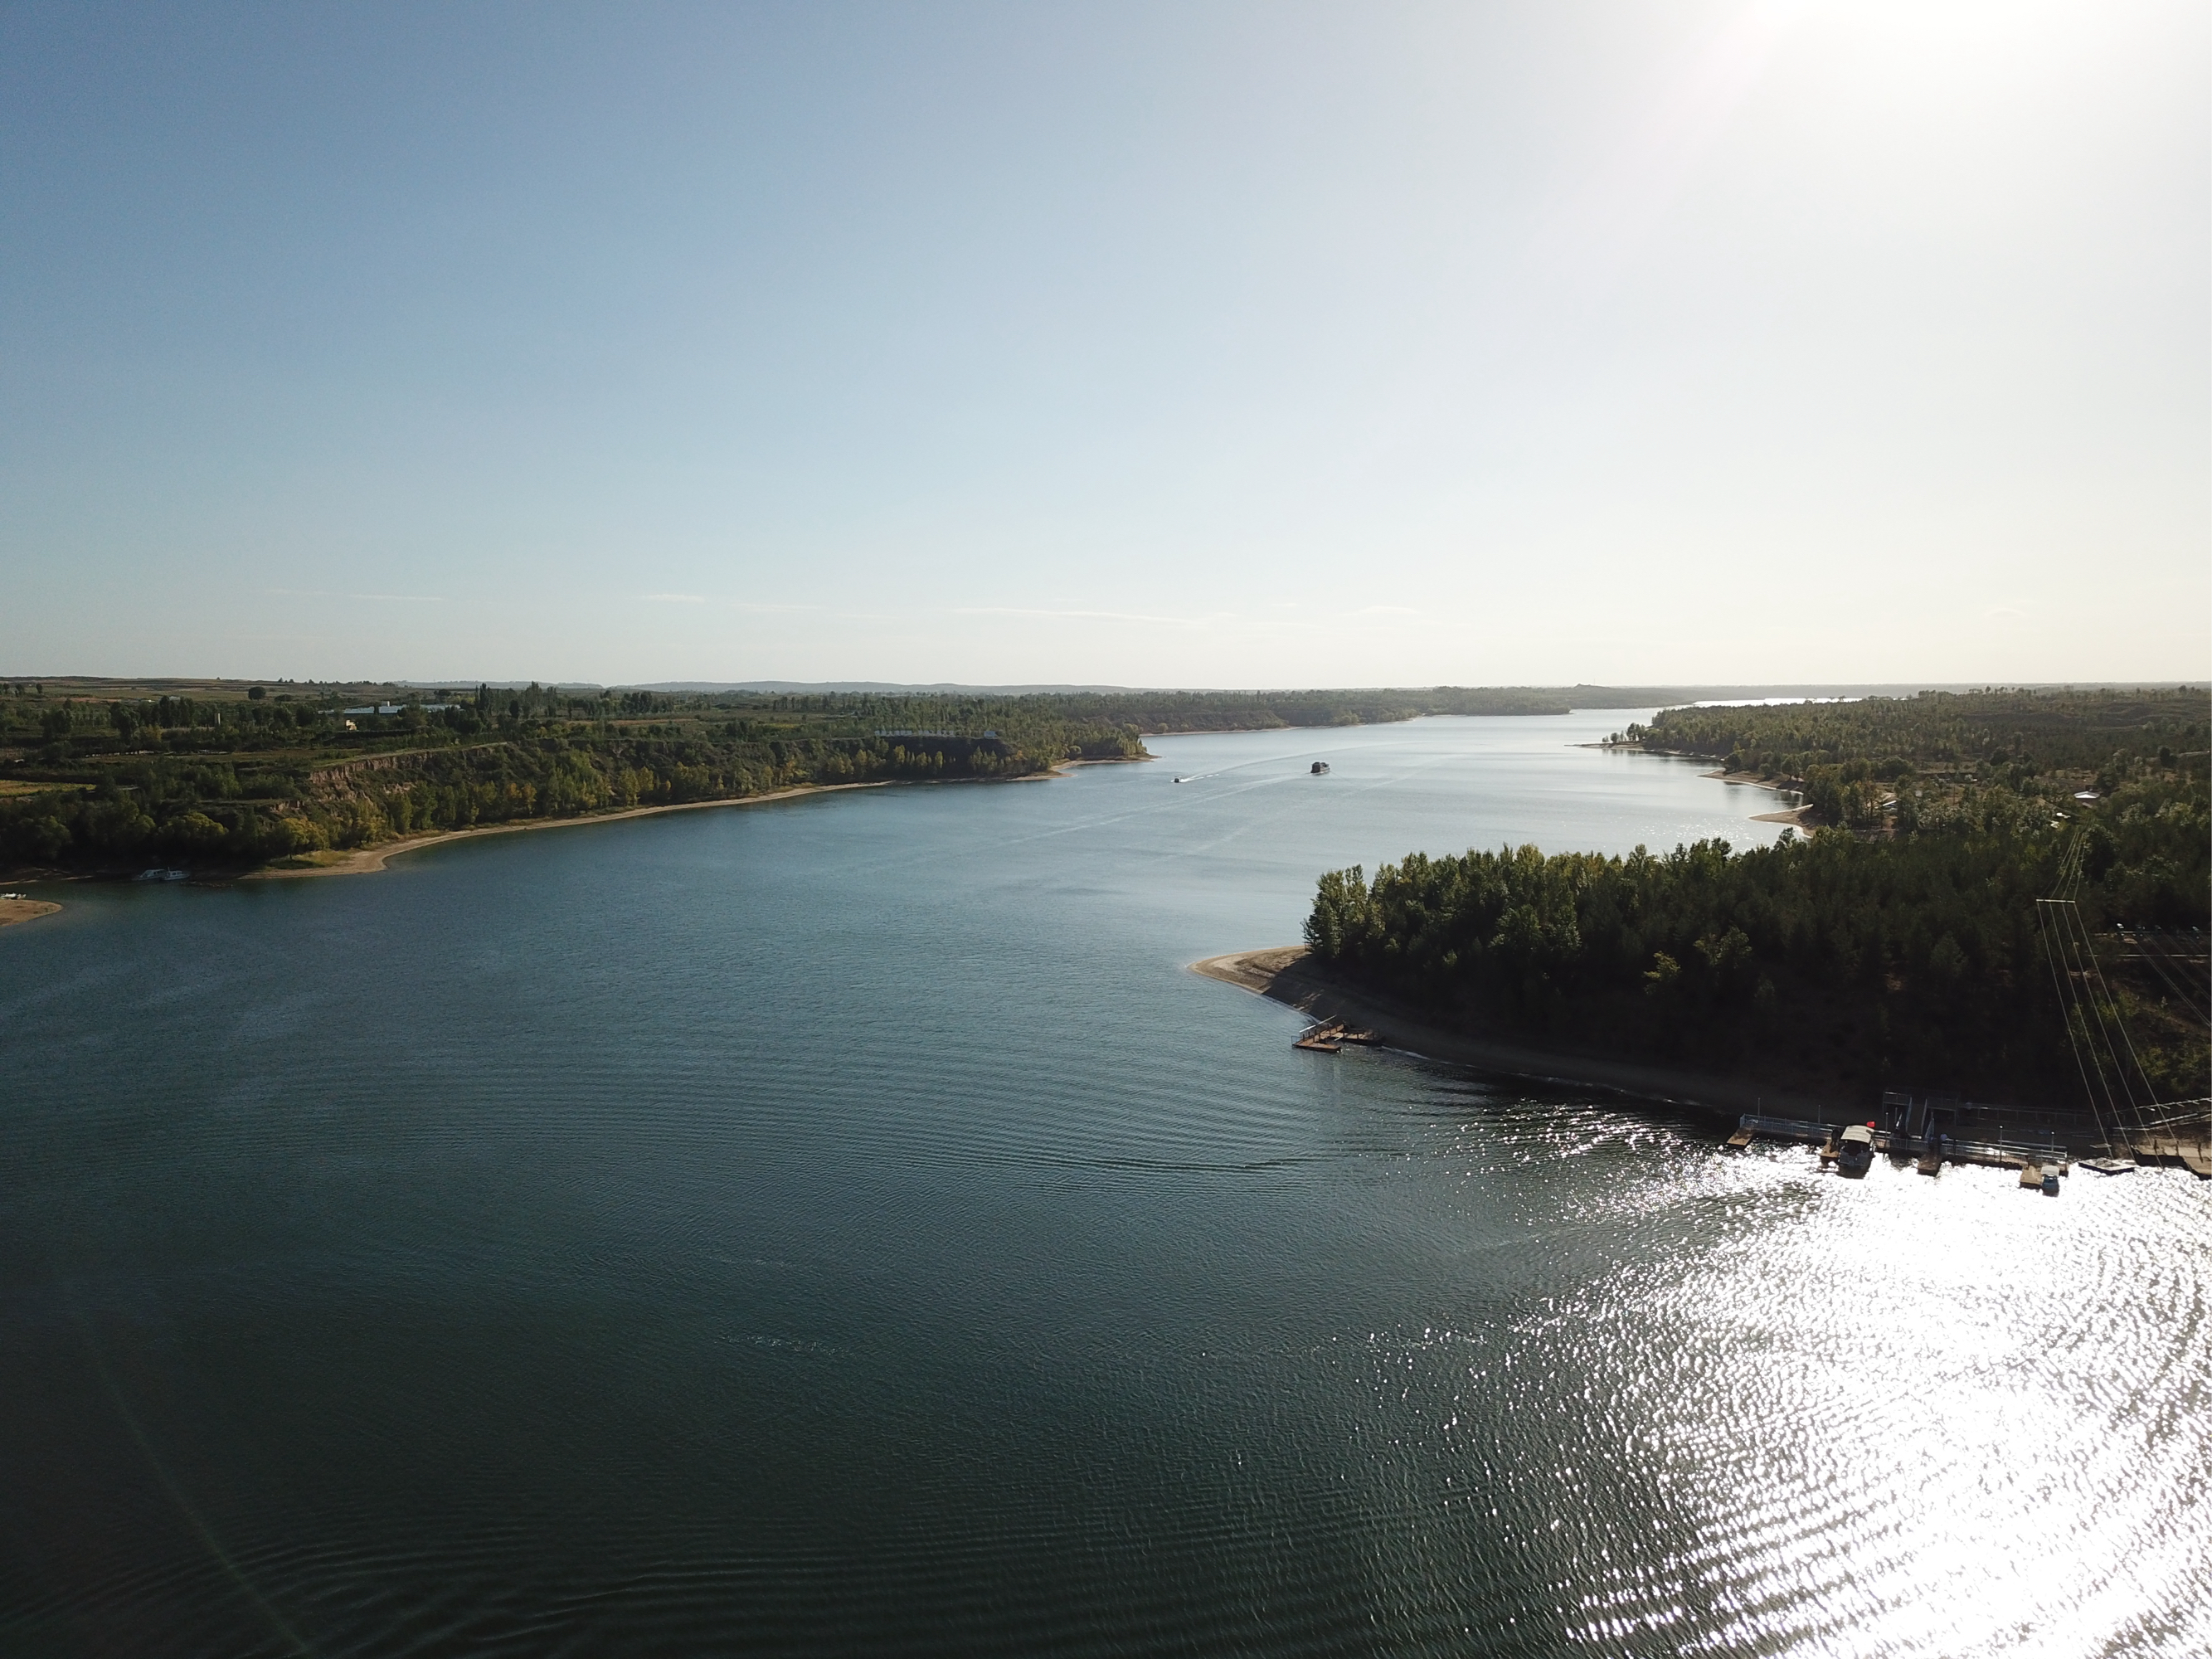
[1305,688,2210,1110]
[0,678,1669,871]
[0,682,1134,869]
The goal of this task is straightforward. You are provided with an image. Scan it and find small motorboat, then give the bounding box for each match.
[1836,1122,1875,1179]
[2042,1167,2061,1195]
[1310,761,1330,775]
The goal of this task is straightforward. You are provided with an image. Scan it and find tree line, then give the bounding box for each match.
[0,727,1067,869]
[1307,688,2210,1107]
[0,679,1738,870]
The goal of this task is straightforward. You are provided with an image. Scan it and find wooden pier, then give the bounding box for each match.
[1291,1018,1381,1055]
[1724,1113,2094,1186]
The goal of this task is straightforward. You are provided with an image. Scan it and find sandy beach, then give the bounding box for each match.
[0,898,62,930]
[248,781,894,879]
[1191,945,1838,1120]
[1696,767,1814,829]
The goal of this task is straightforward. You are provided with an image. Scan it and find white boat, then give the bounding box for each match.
[1836,1123,1875,1178]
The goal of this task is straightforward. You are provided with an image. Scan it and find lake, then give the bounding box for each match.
[2,712,2207,1657]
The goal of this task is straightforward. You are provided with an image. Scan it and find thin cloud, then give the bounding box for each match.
[266,587,444,603]
[955,606,1199,628]
[642,594,819,612]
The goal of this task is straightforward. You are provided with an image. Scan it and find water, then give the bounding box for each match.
[2,713,2206,1657]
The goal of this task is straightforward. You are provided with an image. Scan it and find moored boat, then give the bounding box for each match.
[1836,1122,1875,1178]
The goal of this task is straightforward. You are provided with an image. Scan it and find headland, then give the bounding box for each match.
[1192,946,1834,1120]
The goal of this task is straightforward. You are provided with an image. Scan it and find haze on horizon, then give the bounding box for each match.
[2,1,2205,690]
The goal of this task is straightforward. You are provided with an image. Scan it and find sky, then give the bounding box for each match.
[2,0,2205,688]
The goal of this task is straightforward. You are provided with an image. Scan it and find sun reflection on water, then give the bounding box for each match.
[1450,1108,2212,1657]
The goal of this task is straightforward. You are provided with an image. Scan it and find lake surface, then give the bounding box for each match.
[3,713,2207,1657]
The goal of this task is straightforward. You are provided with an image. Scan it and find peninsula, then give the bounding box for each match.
[1265,687,2209,1121]
[1194,945,1840,1119]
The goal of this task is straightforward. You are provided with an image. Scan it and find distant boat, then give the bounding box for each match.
[1310,761,1330,776]
[134,868,189,883]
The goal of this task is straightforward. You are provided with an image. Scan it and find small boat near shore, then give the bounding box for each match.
[1836,1122,1875,1179]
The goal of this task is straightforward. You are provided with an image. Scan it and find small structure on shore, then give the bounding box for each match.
[1291,1017,1378,1053]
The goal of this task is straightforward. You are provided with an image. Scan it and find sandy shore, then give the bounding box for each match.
[0,898,62,930]
[1191,946,1837,1120]
[1694,767,1814,829]
[247,781,893,880]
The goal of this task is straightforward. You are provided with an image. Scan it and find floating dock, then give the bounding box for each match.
[1725,1113,2084,1186]
[1720,1088,2212,1185]
[1291,1018,1380,1054]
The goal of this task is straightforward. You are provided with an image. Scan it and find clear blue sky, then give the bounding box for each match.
[2,1,2204,686]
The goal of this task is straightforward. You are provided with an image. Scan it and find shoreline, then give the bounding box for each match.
[5,757,1139,888]
[1190,946,1838,1120]
[1193,949,2210,1173]
[246,757,1139,880]
[1576,744,1815,829]
[247,780,896,879]
[0,897,62,930]
[1698,767,1815,829]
